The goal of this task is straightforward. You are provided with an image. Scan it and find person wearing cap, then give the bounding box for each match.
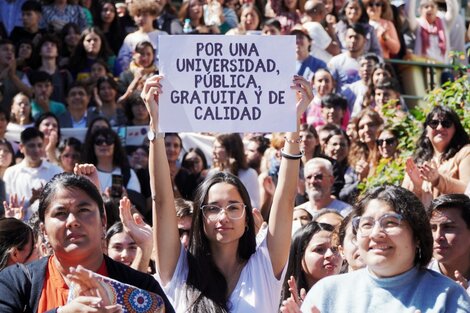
[295,158,351,219]
[9,0,46,47]
[292,27,327,82]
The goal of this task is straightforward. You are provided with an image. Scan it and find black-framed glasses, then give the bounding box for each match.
[352,213,403,237]
[94,136,115,146]
[201,203,246,221]
[376,137,396,146]
[428,119,453,130]
[368,1,382,7]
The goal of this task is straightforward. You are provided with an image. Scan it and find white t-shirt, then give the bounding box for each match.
[328,53,360,87]
[303,21,333,63]
[97,167,141,193]
[4,159,63,201]
[154,237,287,313]
[207,168,260,209]
[238,167,260,209]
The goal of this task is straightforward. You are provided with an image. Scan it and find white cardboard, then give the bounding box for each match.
[158,35,296,132]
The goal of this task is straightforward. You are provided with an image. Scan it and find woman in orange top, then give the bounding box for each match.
[0,166,174,313]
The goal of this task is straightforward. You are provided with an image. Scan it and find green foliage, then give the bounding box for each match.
[358,70,470,193]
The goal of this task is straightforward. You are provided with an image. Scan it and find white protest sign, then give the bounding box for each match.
[159,35,296,132]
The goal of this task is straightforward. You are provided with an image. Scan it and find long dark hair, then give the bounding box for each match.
[82,127,129,169]
[414,106,469,164]
[185,172,256,312]
[215,133,248,176]
[68,27,113,74]
[281,221,335,302]
[182,147,209,172]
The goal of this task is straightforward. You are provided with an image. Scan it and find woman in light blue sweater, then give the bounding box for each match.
[301,185,470,312]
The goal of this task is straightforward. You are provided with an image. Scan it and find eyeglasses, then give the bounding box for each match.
[352,213,403,237]
[201,203,246,221]
[376,137,396,146]
[428,119,453,130]
[305,173,329,181]
[94,136,115,146]
[368,2,382,7]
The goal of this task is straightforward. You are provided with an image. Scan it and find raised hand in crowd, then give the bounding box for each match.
[3,194,26,220]
[405,158,423,188]
[74,163,102,192]
[29,184,44,206]
[280,276,306,312]
[119,196,153,273]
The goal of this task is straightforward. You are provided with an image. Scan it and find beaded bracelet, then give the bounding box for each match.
[284,136,303,144]
[280,148,304,160]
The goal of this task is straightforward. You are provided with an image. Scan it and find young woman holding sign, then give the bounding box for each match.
[142,74,312,312]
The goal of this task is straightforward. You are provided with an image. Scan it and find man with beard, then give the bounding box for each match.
[245,135,270,175]
[295,158,351,219]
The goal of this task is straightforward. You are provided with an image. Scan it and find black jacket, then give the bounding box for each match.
[0,255,175,313]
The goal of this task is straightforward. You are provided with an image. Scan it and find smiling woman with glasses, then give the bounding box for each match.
[403,106,470,207]
[301,185,470,312]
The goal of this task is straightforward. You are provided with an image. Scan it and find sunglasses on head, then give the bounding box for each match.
[94,136,115,146]
[428,119,453,130]
[368,1,382,7]
[376,137,396,146]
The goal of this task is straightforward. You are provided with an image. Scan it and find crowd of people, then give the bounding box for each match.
[0,0,469,312]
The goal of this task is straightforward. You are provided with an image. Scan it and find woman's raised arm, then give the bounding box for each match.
[141,75,181,284]
[267,75,313,278]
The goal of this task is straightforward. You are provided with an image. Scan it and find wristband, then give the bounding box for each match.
[280,148,304,160]
[284,136,302,144]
